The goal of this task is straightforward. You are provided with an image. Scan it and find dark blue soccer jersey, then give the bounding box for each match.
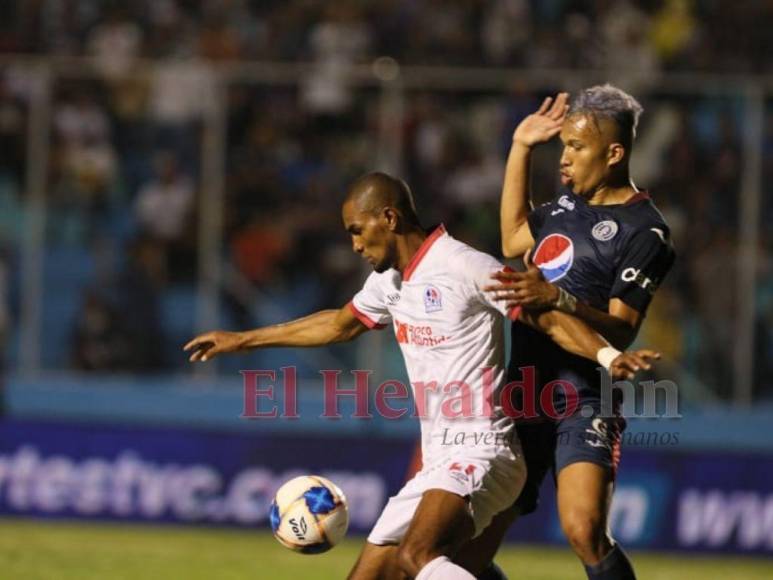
[509,188,675,411]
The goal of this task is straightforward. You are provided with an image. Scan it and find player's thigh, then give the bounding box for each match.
[452,419,554,574]
[554,411,623,525]
[512,420,556,515]
[453,426,545,574]
[400,488,475,563]
[556,461,613,535]
[347,542,405,580]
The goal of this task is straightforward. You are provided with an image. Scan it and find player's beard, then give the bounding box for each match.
[372,246,396,273]
[373,259,390,273]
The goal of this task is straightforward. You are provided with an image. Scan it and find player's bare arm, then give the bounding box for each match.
[519,308,658,380]
[486,266,642,349]
[501,93,569,258]
[184,305,369,362]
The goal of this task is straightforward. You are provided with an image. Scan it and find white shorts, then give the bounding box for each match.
[367,446,526,545]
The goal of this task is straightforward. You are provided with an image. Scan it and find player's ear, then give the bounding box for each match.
[607,143,626,167]
[383,207,399,231]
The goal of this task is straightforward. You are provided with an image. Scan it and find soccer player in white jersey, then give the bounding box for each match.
[184,172,658,580]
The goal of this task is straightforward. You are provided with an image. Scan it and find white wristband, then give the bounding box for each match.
[597,346,622,371]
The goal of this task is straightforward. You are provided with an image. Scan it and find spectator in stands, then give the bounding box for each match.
[134,150,196,281]
[72,291,132,372]
[301,3,371,126]
[86,6,143,80]
[115,237,166,371]
[0,0,767,400]
[0,80,25,187]
[50,89,117,242]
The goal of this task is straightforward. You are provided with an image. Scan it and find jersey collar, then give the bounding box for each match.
[402,224,446,282]
[561,187,651,207]
[624,191,650,204]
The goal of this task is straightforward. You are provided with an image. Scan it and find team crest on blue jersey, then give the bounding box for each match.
[592,220,618,241]
[533,233,574,282]
[424,285,443,313]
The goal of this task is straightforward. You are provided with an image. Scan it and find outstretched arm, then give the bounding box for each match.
[184,304,369,362]
[519,308,658,380]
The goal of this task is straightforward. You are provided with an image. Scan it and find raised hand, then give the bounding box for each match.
[184,330,245,362]
[609,350,661,381]
[513,92,570,148]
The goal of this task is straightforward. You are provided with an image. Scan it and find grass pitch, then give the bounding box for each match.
[0,518,771,580]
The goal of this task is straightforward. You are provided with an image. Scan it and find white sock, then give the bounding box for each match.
[415,555,476,580]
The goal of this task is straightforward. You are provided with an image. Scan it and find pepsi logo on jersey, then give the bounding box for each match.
[532,234,574,282]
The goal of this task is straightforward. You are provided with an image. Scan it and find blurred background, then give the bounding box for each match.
[0,0,771,577]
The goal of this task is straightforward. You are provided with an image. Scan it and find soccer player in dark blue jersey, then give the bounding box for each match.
[459,86,675,580]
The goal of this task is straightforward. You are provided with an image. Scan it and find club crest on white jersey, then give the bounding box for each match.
[423,285,443,313]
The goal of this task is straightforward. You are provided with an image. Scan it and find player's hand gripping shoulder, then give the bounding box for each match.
[512,92,569,149]
[485,263,558,310]
[487,261,642,349]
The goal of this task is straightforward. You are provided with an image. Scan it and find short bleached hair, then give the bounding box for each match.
[568,84,644,148]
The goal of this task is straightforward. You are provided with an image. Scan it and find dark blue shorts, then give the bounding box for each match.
[513,410,625,515]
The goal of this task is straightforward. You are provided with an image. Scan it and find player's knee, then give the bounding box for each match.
[396,538,434,578]
[454,505,517,576]
[561,512,606,561]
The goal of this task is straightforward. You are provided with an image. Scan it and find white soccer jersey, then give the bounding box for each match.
[349,225,521,464]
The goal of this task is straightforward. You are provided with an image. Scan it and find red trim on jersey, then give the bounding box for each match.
[611,438,622,479]
[404,441,423,481]
[625,191,650,205]
[402,224,446,282]
[347,301,387,330]
[610,418,623,479]
[501,266,522,320]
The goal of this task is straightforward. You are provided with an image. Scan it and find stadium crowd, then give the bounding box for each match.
[0,0,770,399]
[0,0,770,73]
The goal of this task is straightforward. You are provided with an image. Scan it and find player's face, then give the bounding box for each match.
[559,114,618,196]
[342,201,397,273]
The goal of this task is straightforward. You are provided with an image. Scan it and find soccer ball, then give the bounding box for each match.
[269,475,349,554]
